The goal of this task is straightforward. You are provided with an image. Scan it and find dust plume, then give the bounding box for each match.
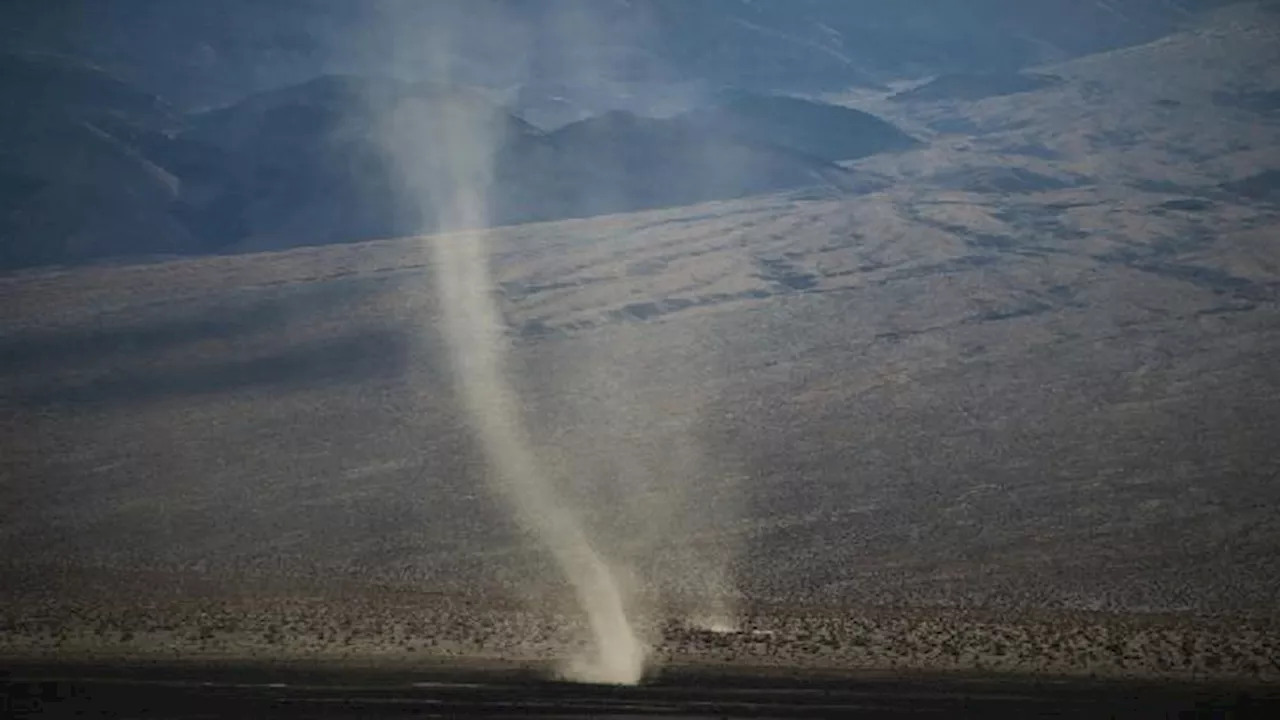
[427,222,646,684]
[376,5,646,685]
[372,1,742,683]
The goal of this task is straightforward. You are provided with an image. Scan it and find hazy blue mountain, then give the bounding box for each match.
[175,75,549,250]
[0,1,1258,268]
[0,1,1234,108]
[179,79,894,249]
[891,73,1065,103]
[686,91,921,162]
[0,56,912,267]
[0,53,199,268]
[528,110,851,219]
[0,51,174,130]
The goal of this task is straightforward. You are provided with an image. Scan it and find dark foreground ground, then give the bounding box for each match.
[3,662,1278,719]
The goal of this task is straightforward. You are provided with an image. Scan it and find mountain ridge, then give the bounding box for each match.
[0,57,916,268]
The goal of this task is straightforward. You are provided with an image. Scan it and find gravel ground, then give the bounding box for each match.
[2,585,1277,683]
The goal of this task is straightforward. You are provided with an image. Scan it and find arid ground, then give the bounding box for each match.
[2,4,1279,684]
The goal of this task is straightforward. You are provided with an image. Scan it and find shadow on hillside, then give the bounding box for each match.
[10,329,410,408]
[0,277,390,375]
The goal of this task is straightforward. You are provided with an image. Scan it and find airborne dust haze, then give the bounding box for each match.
[375,3,739,684]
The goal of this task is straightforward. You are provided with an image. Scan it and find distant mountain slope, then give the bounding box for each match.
[890,73,1064,103]
[529,110,851,219]
[1,65,909,268]
[687,91,920,162]
[846,0,1280,193]
[0,0,1239,109]
[0,51,174,129]
[639,0,1236,84]
[0,53,198,268]
[175,75,543,251]
[0,120,201,269]
[177,77,890,252]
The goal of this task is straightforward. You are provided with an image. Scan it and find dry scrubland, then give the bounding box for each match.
[2,591,1278,683]
[3,5,1280,682]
